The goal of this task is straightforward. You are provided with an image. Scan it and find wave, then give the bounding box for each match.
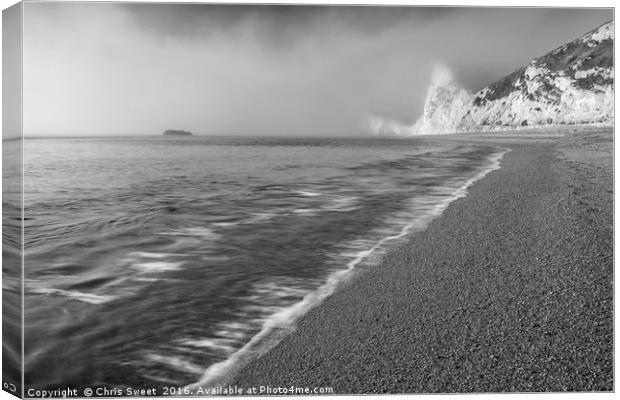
[322,196,360,212]
[163,227,221,239]
[143,353,205,375]
[131,261,185,273]
[185,146,511,389]
[28,250,190,306]
[127,251,182,259]
[294,190,322,197]
[29,287,118,305]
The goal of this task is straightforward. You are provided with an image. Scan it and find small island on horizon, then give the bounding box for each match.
[163,129,193,136]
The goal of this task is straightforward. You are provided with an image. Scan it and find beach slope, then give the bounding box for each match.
[234,128,613,393]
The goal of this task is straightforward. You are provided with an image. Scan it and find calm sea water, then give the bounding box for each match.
[7,136,506,389]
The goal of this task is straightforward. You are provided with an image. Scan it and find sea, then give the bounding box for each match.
[3,136,507,390]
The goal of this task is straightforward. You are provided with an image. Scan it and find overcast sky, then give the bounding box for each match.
[22,3,611,136]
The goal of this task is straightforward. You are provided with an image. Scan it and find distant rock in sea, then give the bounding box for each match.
[367,20,614,136]
[163,129,193,136]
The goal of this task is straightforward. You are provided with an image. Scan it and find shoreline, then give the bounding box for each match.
[231,128,613,393]
[185,145,512,390]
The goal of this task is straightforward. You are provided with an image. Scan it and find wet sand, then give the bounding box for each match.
[233,128,613,393]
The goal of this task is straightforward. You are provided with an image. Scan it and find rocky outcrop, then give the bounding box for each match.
[367,64,470,136]
[414,64,471,135]
[367,20,614,136]
[163,129,193,136]
[459,20,613,131]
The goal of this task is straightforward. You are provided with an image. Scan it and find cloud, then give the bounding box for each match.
[22,3,612,136]
[119,4,452,43]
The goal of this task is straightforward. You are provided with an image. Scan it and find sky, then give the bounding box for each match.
[3,2,21,140]
[22,3,612,137]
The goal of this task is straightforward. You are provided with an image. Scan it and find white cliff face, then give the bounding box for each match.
[366,64,471,136]
[367,20,613,136]
[459,20,614,131]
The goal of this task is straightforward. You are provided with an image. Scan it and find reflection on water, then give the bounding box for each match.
[19,136,505,389]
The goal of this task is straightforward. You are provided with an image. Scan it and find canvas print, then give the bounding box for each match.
[2,1,614,397]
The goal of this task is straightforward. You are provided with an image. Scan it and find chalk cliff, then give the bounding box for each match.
[367,21,613,136]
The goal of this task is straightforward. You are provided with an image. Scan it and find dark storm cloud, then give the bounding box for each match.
[119,4,454,45]
[23,3,612,136]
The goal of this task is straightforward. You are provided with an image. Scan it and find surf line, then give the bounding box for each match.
[185,146,511,390]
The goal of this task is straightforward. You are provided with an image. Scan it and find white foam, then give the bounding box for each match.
[178,338,238,355]
[128,251,181,259]
[213,320,257,337]
[131,277,162,282]
[185,147,511,389]
[182,227,221,238]
[139,374,182,385]
[217,321,250,332]
[292,208,317,214]
[161,236,203,250]
[249,282,308,299]
[30,288,117,305]
[214,329,247,341]
[144,353,205,375]
[323,196,360,212]
[212,222,239,227]
[295,190,322,197]
[132,261,185,272]
[131,277,183,283]
[241,305,286,314]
